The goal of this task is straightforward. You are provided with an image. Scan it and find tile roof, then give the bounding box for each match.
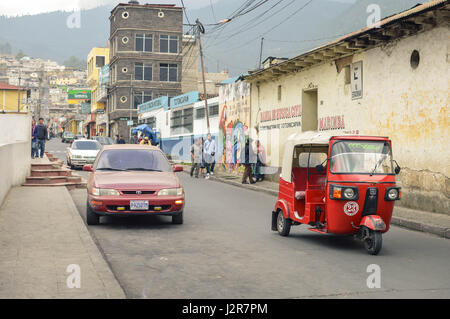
[0,81,22,90]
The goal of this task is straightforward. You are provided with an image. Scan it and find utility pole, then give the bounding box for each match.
[17,67,21,112]
[258,37,264,70]
[196,19,210,134]
[129,74,133,141]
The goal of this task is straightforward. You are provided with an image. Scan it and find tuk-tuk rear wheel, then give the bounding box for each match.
[364,229,382,255]
[277,210,291,236]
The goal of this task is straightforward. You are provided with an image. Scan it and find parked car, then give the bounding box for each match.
[66,139,102,169]
[62,132,74,143]
[83,145,185,225]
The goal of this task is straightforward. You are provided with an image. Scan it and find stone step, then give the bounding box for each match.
[30,169,72,177]
[25,176,69,185]
[31,163,61,170]
[22,181,87,190]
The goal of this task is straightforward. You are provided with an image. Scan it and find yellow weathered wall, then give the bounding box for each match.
[1,90,27,112]
[249,25,449,214]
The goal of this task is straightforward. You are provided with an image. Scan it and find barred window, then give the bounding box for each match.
[171,107,193,134]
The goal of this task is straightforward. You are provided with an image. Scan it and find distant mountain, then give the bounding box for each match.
[0,0,428,76]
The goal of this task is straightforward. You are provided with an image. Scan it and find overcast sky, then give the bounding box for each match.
[0,0,358,17]
[0,0,218,16]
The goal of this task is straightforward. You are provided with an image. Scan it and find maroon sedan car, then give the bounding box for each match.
[83,145,184,225]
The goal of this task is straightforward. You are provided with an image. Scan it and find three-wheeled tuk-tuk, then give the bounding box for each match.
[271,132,401,255]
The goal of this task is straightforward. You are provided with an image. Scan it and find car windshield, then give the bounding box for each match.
[95,149,172,172]
[72,141,101,150]
[330,140,394,174]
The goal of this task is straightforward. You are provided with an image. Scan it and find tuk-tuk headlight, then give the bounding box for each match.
[385,187,400,201]
[344,188,355,199]
[330,185,358,200]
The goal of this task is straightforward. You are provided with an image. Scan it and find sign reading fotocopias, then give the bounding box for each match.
[259,105,302,130]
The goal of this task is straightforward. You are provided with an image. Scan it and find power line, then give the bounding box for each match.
[214,0,314,53]
[180,0,191,26]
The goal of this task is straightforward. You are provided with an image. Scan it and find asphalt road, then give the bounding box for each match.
[47,138,450,298]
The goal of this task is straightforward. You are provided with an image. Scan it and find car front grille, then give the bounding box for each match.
[121,191,156,195]
[106,205,170,211]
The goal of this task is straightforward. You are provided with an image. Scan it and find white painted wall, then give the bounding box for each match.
[0,114,31,206]
[249,25,449,214]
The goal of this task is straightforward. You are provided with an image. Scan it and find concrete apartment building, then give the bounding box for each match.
[108,1,183,140]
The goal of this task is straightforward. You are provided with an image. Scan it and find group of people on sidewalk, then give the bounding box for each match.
[190,134,266,184]
[190,133,216,179]
[31,118,49,159]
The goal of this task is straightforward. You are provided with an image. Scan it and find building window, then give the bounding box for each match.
[195,107,205,119]
[410,50,420,69]
[136,34,153,52]
[160,63,178,82]
[96,56,105,68]
[277,85,282,102]
[171,107,193,134]
[135,63,153,81]
[160,35,178,53]
[134,91,152,109]
[209,104,219,117]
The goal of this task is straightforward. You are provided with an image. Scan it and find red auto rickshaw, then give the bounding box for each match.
[271,132,401,255]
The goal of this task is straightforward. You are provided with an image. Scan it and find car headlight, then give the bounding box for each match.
[157,188,184,196]
[385,188,400,201]
[92,187,120,196]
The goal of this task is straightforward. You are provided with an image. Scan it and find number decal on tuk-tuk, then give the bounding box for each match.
[344,201,359,216]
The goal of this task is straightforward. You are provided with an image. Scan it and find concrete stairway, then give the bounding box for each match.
[22,153,86,190]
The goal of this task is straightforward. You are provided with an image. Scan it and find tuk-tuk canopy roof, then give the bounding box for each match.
[281,131,334,183]
[280,131,391,182]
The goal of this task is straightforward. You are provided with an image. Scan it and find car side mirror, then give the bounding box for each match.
[83,164,93,172]
[173,165,183,172]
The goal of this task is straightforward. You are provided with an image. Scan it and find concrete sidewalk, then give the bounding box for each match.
[0,186,125,298]
[181,165,450,239]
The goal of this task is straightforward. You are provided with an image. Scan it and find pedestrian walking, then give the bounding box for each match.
[35,118,48,158]
[190,138,201,178]
[117,135,126,144]
[204,133,216,179]
[254,140,266,182]
[199,137,206,177]
[31,119,38,158]
[241,138,256,184]
[130,133,138,144]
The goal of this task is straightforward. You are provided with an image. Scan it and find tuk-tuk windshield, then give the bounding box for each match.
[330,140,394,174]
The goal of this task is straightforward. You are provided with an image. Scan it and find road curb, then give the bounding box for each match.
[61,188,126,298]
[182,166,449,239]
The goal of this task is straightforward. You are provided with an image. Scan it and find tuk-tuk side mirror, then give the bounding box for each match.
[394,160,401,175]
[315,164,324,173]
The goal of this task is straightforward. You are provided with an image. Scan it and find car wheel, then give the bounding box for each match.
[277,210,291,236]
[172,211,183,224]
[86,202,100,225]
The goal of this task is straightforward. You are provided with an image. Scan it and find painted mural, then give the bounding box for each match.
[218,79,251,173]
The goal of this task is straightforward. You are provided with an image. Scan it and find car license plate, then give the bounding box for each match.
[130,200,149,210]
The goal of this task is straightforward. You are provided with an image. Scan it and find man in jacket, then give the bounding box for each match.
[203,133,216,179]
[31,119,38,158]
[242,138,256,184]
[35,118,48,158]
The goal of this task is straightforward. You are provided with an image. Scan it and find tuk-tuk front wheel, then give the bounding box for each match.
[277,210,291,236]
[363,227,382,255]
